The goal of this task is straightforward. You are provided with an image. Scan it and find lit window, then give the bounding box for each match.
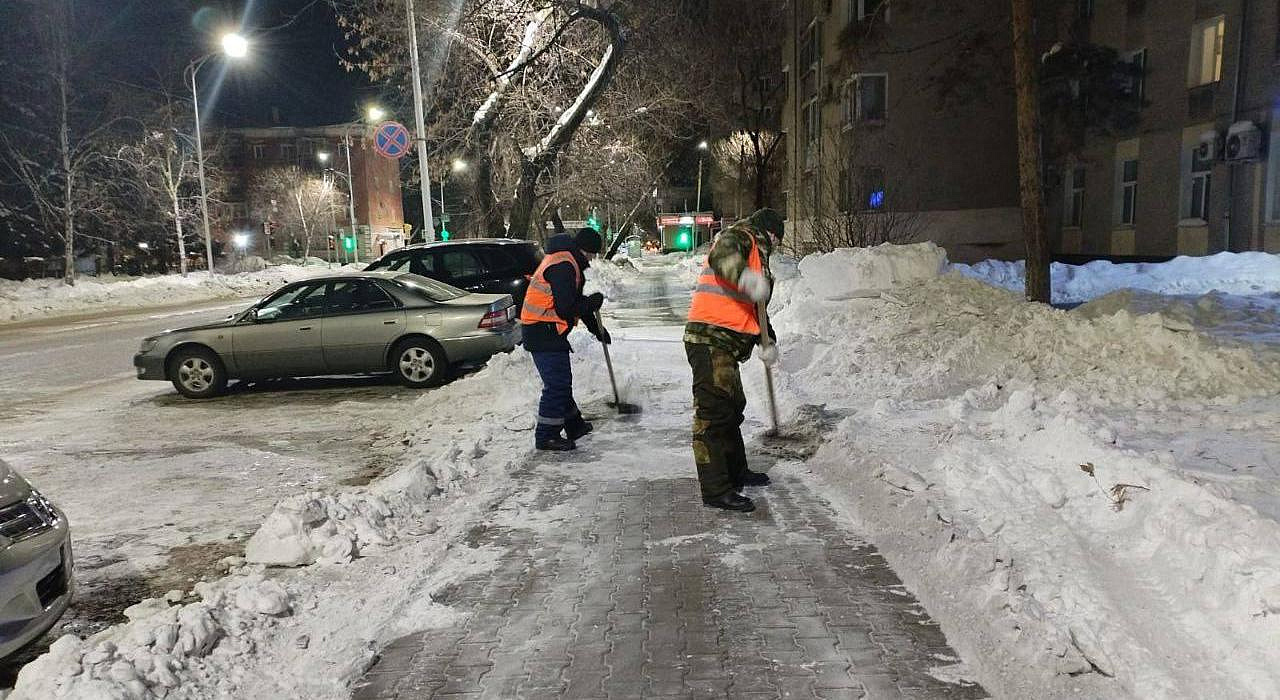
[1066,167,1085,228]
[1187,16,1225,87]
[863,167,886,210]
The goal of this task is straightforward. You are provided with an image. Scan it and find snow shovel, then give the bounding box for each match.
[757,301,782,437]
[595,312,641,415]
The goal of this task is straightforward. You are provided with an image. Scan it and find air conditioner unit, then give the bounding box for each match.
[1195,130,1220,161]
[1225,121,1262,162]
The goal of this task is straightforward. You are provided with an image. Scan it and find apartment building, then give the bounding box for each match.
[781,0,1024,263]
[220,125,407,260]
[1043,0,1280,256]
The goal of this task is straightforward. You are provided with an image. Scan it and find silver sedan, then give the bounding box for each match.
[0,459,72,659]
[133,271,519,398]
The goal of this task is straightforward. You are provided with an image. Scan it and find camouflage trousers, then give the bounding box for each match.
[685,342,749,500]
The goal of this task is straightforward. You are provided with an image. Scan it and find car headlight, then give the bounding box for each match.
[0,490,59,546]
[139,337,158,353]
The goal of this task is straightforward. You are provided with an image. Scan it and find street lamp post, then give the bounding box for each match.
[188,32,249,275]
[696,140,709,213]
[405,0,436,241]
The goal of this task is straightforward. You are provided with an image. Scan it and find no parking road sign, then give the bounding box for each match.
[373,121,412,159]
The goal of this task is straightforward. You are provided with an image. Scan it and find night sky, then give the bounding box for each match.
[107,0,372,128]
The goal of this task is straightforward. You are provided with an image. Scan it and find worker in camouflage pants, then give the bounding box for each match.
[684,208,784,512]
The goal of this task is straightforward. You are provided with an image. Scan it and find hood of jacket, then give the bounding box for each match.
[544,233,591,270]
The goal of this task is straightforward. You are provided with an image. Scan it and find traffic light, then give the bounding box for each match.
[676,226,692,250]
[586,214,600,232]
[327,234,335,249]
[440,228,451,241]
[342,235,356,252]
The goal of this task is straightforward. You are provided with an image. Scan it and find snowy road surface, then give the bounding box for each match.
[0,298,415,680]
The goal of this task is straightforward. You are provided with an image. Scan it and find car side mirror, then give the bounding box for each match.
[249,308,272,323]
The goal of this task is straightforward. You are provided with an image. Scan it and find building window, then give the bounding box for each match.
[799,19,821,166]
[1268,108,1280,222]
[1187,16,1225,87]
[849,0,889,23]
[862,167,886,210]
[1188,145,1212,220]
[1065,166,1085,228]
[1121,48,1147,101]
[280,143,297,161]
[1077,0,1094,18]
[300,140,315,157]
[251,144,265,159]
[852,73,887,123]
[1118,159,1138,226]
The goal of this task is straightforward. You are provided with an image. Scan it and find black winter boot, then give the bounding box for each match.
[703,491,756,512]
[536,436,577,452]
[734,470,771,488]
[565,419,594,441]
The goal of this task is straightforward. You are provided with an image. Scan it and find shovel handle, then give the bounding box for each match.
[596,311,623,407]
[756,302,780,433]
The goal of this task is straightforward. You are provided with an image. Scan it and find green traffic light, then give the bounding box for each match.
[343,236,355,251]
[440,229,451,241]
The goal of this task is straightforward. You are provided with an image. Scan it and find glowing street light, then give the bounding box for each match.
[451,159,468,173]
[221,32,249,59]
[317,151,331,164]
[190,31,250,275]
[137,242,150,250]
[232,233,250,250]
[367,105,386,122]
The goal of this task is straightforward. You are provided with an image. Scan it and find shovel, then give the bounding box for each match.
[595,311,641,414]
[757,301,781,436]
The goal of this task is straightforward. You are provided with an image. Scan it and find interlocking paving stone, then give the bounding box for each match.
[352,462,988,700]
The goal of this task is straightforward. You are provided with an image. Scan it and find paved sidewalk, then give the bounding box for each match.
[352,453,987,699]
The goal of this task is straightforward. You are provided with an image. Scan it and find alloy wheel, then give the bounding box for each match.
[178,358,214,393]
[399,347,435,383]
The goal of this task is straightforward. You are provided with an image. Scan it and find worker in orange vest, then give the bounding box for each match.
[684,208,784,512]
[521,228,608,451]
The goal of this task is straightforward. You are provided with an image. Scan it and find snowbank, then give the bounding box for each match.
[796,241,947,300]
[767,244,1280,698]
[0,265,341,324]
[954,251,1280,303]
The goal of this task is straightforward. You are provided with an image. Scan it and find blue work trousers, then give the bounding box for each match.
[530,351,582,441]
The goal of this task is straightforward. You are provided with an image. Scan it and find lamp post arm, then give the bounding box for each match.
[187,56,217,275]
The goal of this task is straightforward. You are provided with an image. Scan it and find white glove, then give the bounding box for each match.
[738,269,771,302]
[758,343,779,366]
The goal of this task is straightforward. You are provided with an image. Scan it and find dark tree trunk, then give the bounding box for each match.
[1011,0,1051,303]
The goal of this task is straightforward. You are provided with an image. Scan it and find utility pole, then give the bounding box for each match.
[343,130,360,262]
[1011,0,1050,303]
[406,0,436,241]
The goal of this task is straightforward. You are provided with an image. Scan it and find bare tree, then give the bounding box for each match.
[0,0,121,284]
[113,101,204,276]
[1010,0,1049,302]
[249,167,346,259]
[803,137,924,255]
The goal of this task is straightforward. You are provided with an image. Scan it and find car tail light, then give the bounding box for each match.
[479,308,509,329]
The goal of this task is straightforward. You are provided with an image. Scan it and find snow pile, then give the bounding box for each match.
[793,241,947,300]
[954,251,1280,303]
[767,243,1280,697]
[1075,289,1280,347]
[0,265,338,324]
[12,572,293,699]
[585,258,641,300]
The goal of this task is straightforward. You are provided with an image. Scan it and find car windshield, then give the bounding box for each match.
[394,273,468,302]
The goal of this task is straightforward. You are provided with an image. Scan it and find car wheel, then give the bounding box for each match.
[393,337,449,388]
[168,347,227,399]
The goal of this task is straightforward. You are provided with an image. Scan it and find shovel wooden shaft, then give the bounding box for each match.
[596,311,623,407]
[757,301,780,434]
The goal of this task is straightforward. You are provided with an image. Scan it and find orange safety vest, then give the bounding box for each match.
[687,234,764,335]
[519,250,582,334]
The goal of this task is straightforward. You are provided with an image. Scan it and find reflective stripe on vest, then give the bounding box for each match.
[686,235,763,335]
[519,250,582,334]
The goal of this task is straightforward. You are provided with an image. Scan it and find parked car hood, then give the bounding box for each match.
[0,460,33,508]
